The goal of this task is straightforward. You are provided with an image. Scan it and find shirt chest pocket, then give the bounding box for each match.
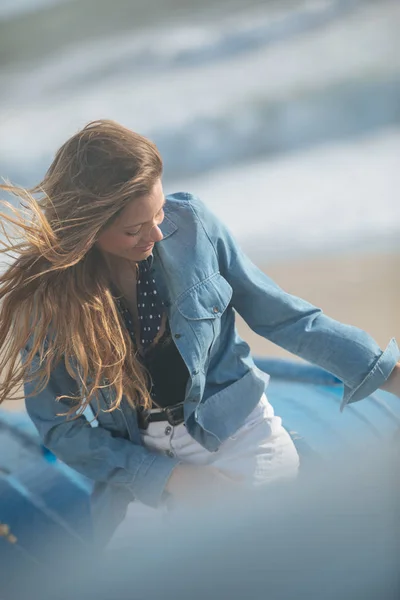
[176,273,233,367]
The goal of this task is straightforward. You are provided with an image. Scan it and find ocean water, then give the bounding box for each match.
[177,126,400,260]
[0,0,399,258]
[0,0,71,21]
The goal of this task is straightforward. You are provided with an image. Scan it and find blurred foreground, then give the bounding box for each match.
[3,439,399,600]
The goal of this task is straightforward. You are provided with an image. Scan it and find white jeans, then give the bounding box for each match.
[109,394,299,547]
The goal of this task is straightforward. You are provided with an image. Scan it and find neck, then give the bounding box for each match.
[102,253,138,289]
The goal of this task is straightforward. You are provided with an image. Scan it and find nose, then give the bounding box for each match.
[149,224,163,243]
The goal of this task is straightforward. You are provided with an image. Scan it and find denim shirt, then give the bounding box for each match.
[23,192,399,540]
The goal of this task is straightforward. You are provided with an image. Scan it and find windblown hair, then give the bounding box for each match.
[0,119,163,416]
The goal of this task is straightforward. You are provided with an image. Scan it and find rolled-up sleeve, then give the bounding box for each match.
[341,337,399,410]
[22,350,180,508]
[187,194,400,408]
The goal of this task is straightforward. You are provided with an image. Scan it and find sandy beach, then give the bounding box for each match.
[2,248,398,412]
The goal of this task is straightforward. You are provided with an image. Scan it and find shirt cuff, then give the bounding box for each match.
[127,452,181,508]
[340,338,400,411]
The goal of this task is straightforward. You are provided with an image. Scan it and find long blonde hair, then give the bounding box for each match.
[0,119,163,415]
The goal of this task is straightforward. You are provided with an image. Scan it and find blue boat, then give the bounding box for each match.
[1,357,399,573]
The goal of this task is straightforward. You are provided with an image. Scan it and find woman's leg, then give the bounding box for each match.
[108,394,299,547]
[199,394,300,487]
[139,394,299,487]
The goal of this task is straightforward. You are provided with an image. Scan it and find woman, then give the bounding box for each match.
[0,120,399,545]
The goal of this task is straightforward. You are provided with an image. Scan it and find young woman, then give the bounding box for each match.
[0,120,399,545]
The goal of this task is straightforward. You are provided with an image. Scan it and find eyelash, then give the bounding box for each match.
[126,207,164,237]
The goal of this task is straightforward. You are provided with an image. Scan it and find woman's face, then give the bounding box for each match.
[96,178,165,262]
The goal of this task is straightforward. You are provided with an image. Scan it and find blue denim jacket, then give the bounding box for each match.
[23,192,399,540]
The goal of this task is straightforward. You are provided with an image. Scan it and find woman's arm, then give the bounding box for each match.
[187,194,400,408]
[22,349,180,508]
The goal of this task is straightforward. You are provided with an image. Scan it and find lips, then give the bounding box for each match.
[136,243,154,251]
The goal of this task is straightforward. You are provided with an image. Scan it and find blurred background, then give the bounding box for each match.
[0,0,399,408]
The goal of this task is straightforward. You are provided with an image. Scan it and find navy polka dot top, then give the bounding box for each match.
[115,255,189,408]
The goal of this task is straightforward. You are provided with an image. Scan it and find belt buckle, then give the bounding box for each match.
[165,403,184,426]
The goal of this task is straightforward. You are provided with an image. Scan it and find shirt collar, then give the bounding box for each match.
[159,212,178,240]
[145,253,154,268]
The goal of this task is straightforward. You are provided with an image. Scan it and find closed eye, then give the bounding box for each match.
[126,228,142,237]
[124,203,165,236]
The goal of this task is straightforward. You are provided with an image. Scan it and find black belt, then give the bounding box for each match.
[139,402,185,429]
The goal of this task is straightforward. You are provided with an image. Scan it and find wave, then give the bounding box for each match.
[0,0,71,22]
[154,77,400,181]
[1,0,364,99]
[176,127,400,258]
[53,0,361,92]
[2,76,399,188]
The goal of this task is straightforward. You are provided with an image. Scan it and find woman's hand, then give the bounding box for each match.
[165,464,243,505]
[380,362,400,397]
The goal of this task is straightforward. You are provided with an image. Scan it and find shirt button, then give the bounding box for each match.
[174,333,182,339]
[165,426,172,435]
[213,306,219,314]
[166,450,175,458]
